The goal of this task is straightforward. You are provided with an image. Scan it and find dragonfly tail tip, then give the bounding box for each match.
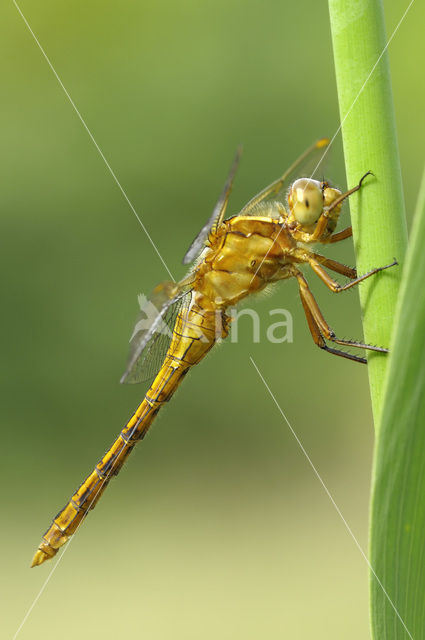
[30,549,49,567]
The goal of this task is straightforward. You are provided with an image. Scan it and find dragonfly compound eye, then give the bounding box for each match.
[289,178,324,225]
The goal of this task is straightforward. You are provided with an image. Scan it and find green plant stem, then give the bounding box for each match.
[328,0,407,428]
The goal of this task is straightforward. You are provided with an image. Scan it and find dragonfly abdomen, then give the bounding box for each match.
[31,304,224,567]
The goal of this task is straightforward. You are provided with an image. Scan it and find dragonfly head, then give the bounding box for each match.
[287,178,343,241]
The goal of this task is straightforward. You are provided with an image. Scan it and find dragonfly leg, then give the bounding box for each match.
[326,226,352,244]
[298,279,366,364]
[326,171,373,215]
[308,258,397,292]
[294,270,387,360]
[309,172,372,242]
[308,252,357,279]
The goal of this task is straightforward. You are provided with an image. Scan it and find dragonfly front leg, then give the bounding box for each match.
[309,171,372,242]
[293,270,388,362]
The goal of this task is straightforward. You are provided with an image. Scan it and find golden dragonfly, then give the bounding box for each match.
[32,138,396,566]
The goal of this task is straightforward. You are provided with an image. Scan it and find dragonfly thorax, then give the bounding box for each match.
[193,215,295,309]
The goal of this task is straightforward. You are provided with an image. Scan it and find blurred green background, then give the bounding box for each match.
[2,1,424,638]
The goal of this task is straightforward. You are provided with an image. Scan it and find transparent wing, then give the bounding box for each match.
[182,146,242,265]
[121,282,192,385]
[238,137,330,216]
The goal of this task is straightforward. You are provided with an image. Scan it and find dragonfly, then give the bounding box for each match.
[31,138,397,566]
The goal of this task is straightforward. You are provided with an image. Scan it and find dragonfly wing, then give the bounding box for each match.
[182,146,242,265]
[239,137,330,216]
[121,282,192,384]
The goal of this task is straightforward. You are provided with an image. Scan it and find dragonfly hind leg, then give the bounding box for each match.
[294,270,388,363]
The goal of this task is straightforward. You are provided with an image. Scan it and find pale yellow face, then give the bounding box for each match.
[288,178,342,236]
[288,178,324,225]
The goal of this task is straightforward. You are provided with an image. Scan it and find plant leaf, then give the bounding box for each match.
[370,166,425,639]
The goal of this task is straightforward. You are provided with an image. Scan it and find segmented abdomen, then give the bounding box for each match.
[31,303,226,566]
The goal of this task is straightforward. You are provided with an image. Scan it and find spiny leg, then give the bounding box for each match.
[326,226,352,244]
[310,171,372,242]
[309,252,357,279]
[308,258,398,293]
[298,282,367,364]
[294,270,388,356]
[326,171,373,214]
